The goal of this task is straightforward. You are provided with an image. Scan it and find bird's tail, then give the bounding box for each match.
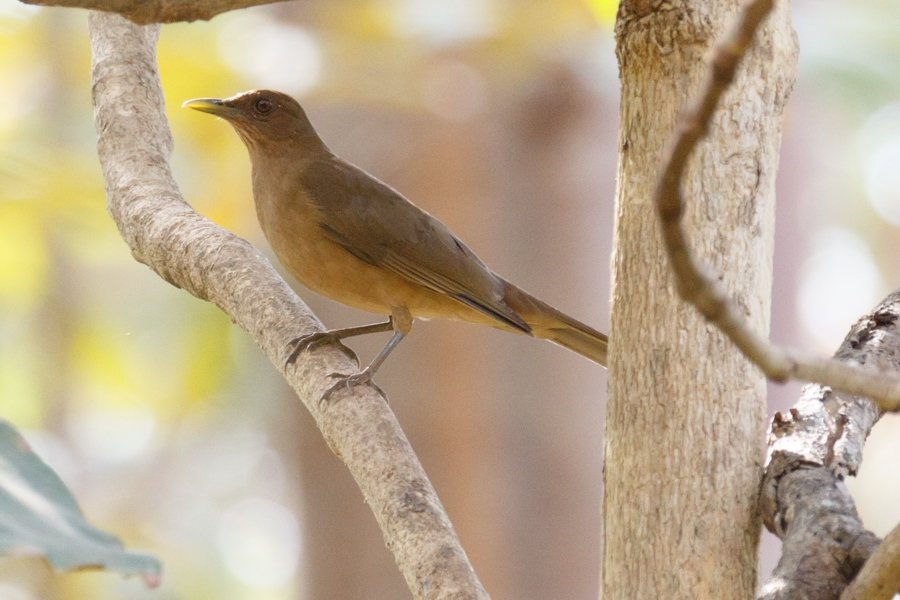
[501,280,608,367]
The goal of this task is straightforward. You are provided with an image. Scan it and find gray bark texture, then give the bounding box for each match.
[758,291,900,600]
[88,11,488,600]
[602,0,796,598]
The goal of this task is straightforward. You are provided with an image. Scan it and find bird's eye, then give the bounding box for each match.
[255,98,273,114]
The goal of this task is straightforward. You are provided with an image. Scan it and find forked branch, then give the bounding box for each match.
[759,293,900,599]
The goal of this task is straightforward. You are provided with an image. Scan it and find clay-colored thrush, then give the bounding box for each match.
[184,90,608,398]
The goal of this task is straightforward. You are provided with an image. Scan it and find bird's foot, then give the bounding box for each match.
[320,370,387,404]
[285,332,359,368]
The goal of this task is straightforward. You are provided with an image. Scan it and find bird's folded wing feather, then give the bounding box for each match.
[302,157,531,334]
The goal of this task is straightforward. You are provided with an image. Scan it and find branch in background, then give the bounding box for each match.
[841,519,900,600]
[757,470,879,600]
[88,11,488,600]
[758,292,900,599]
[20,0,288,24]
[653,0,900,410]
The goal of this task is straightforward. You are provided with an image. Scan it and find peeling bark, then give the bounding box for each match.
[759,292,900,600]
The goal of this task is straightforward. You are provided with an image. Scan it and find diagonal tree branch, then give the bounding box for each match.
[88,11,488,600]
[20,0,289,24]
[653,0,900,410]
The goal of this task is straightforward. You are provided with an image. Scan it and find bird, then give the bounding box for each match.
[184,90,607,400]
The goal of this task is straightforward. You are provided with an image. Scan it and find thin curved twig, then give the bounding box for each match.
[88,11,488,600]
[20,0,289,24]
[654,0,900,410]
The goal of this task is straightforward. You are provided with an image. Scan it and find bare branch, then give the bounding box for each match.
[20,0,289,24]
[841,519,900,600]
[759,291,900,599]
[653,0,900,410]
[88,11,488,600]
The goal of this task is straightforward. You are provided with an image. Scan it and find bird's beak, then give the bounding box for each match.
[182,98,241,119]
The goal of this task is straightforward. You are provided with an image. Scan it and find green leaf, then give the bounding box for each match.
[0,419,161,587]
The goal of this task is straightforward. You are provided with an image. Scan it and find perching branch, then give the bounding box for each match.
[757,292,900,599]
[88,11,488,600]
[20,0,288,24]
[654,0,900,411]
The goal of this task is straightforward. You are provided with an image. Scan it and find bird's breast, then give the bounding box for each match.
[252,189,430,317]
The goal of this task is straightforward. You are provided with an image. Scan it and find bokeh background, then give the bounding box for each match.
[0,0,898,598]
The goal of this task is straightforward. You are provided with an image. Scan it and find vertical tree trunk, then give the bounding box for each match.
[602,1,797,598]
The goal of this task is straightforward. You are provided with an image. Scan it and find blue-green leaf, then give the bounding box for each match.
[0,419,161,587]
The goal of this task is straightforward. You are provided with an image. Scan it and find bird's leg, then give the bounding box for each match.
[321,306,413,402]
[322,331,404,402]
[285,319,394,368]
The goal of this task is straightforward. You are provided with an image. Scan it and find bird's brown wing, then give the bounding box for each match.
[302,156,531,334]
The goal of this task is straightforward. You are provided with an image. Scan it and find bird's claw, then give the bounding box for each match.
[320,371,388,404]
[285,332,359,368]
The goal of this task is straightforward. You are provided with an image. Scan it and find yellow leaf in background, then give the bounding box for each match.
[158,19,256,234]
[583,0,618,25]
[181,307,232,406]
[69,326,134,395]
[319,0,394,40]
[69,307,234,421]
[159,21,241,129]
[67,322,178,420]
[46,152,127,263]
[0,343,45,428]
[0,208,48,314]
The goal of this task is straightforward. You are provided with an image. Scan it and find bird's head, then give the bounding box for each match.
[183,89,323,154]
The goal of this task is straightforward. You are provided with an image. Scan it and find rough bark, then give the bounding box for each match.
[759,291,900,600]
[88,11,488,600]
[20,0,288,24]
[602,0,796,598]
